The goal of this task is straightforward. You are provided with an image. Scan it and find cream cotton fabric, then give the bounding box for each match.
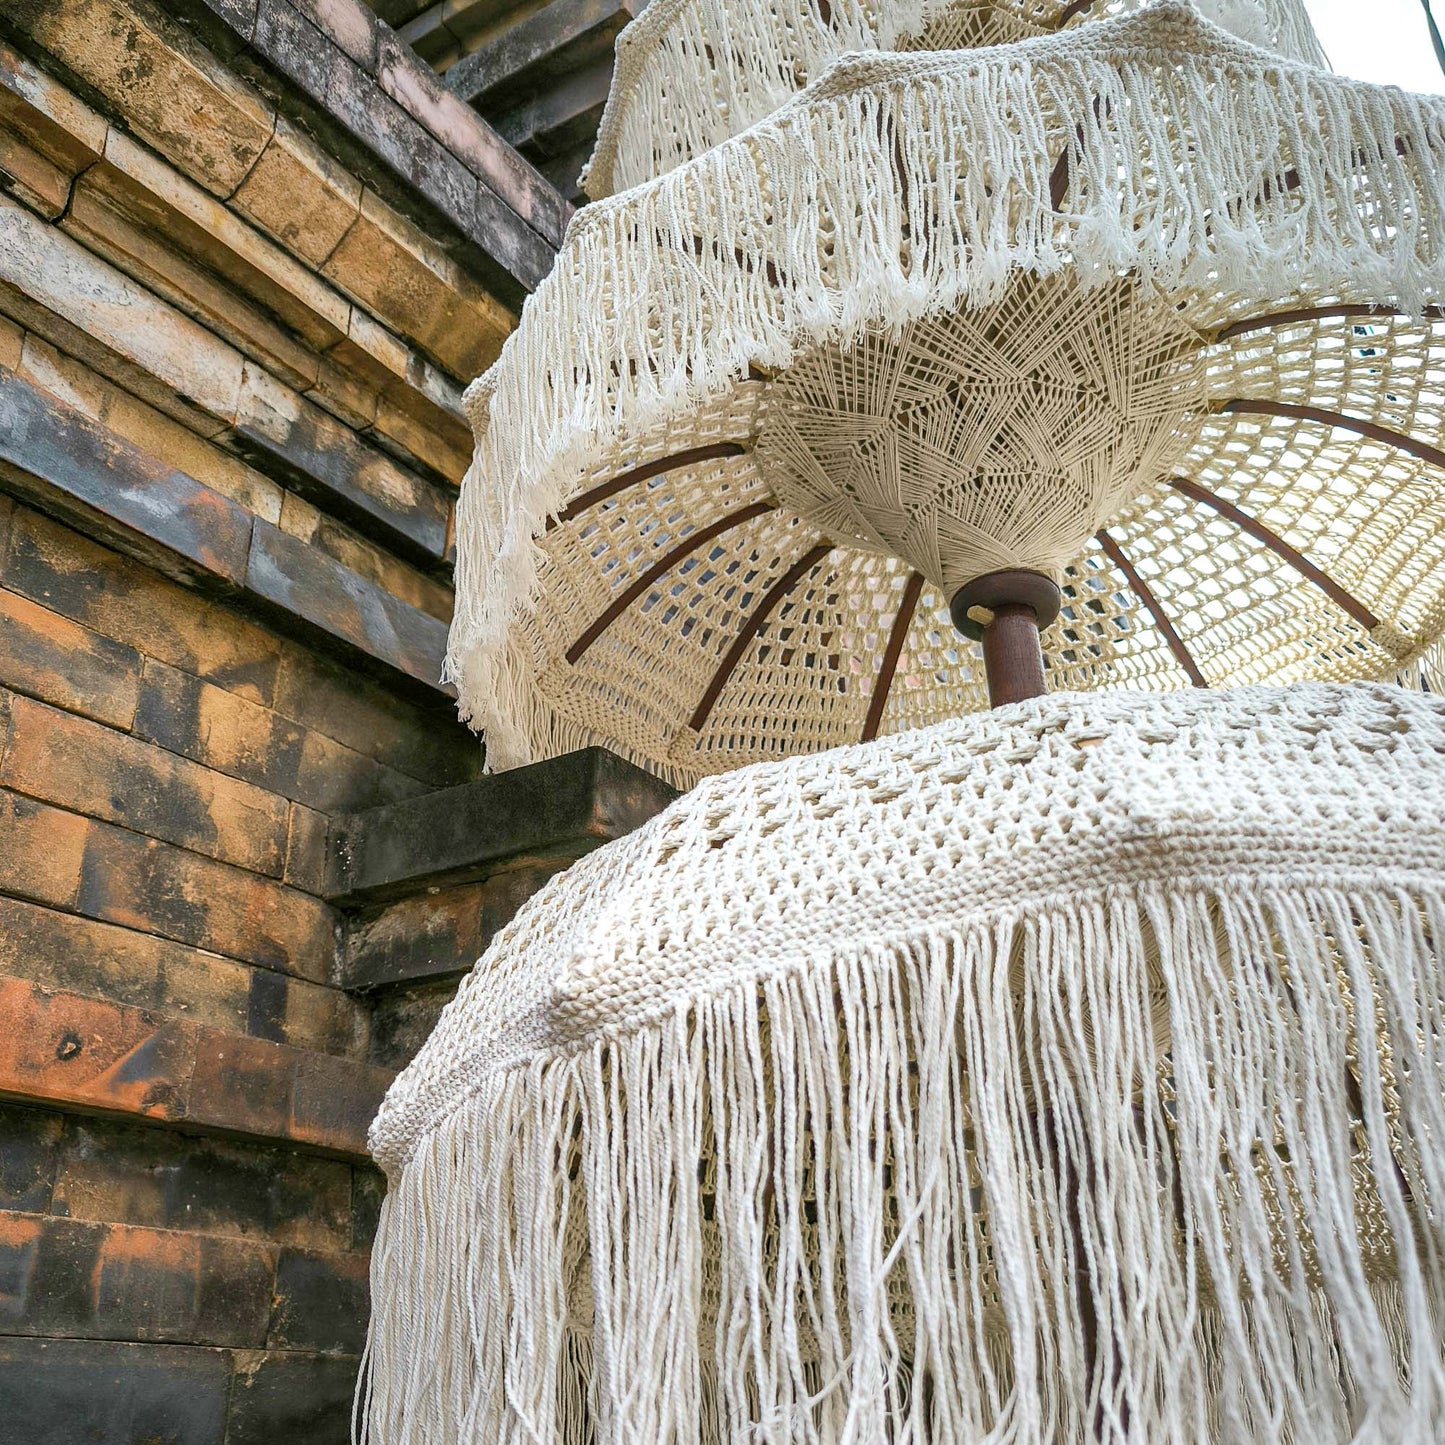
[361,682,1445,1444]
[447,6,1445,783]
[581,0,1327,197]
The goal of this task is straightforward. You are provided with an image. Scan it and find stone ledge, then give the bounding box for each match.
[0,369,452,698]
[326,745,676,903]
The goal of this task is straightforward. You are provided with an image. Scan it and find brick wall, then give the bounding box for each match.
[0,0,574,1437]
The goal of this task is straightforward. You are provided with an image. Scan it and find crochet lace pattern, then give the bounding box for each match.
[446,7,1445,783]
[362,682,1445,1442]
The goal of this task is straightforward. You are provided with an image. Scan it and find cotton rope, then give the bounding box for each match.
[446,5,1445,781]
[582,0,1327,198]
[360,681,1445,1444]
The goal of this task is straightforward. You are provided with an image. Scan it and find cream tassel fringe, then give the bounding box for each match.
[582,0,1328,199]
[360,881,1445,1443]
[445,5,1445,755]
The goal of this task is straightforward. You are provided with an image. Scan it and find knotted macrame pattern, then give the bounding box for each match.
[361,682,1445,1444]
[447,7,1445,781]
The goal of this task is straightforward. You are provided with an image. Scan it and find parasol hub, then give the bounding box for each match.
[754,272,1209,594]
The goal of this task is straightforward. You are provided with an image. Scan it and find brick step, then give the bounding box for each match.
[0,977,391,1160]
[0,1331,362,1444]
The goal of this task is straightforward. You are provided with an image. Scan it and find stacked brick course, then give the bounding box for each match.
[0,0,613,1436]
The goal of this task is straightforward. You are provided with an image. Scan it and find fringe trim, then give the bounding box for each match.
[361,880,1445,1442]
[582,0,1327,200]
[446,4,1445,765]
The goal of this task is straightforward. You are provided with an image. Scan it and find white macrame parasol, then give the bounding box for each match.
[361,682,1445,1443]
[580,0,1327,199]
[447,6,1445,785]
[360,9,1445,1443]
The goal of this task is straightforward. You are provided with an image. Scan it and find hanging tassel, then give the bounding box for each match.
[362,684,1445,1444]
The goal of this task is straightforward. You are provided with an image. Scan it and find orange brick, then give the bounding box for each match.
[0,976,196,1122]
[0,585,140,729]
[0,790,90,907]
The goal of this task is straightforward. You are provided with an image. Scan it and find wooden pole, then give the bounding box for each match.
[979,603,1047,706]
[949,568,1060,709]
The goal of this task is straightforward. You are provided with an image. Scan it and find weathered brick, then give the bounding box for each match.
[3,693,291,876]
[227,1349,359,1445]
[0,37,107,219]
[0,790,89,908]
[343,881,484,992]
[4,508,283,704]
[63,169,322,393]
[291,1049,391,1156]
[278,490,455,622]
[230,364,450,560]
[322,184,513,379]
[0,313,22,372]
[284,801,332,897]
[268,1246,369,1353]
[273,639,480,787]
[76,814,335,979]
[371,385,471,485]
[22,0,275,195]
[0,366,255,587]
[0,36,108,161]
[17,333,285,524]
[232,114,362,267]
[0,1212,274,1346]
[0,1337,232,1445]
[366,978,456,1071]
[279,973,369,1057]
[245,519,449,690]
[0,583,141,729]
[134,654,419,814]
[374,26,570,247]
[344,864,560,990]
[91,124,352,346]
[291,0,379,71]
[329,747,675,899]
[188,1030,389,1158]
[0,194,247,427]
[0,1102,62,1212]
[0,979,385,1155]
[0,975,195,1122]
[51,1116,353,1251]
[0,895,252,1036]
[350,1165,384,1251]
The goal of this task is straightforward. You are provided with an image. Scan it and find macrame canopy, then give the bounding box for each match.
[362,683,1445,1444]
[581,0,1328,197]
[449,5,1445,784]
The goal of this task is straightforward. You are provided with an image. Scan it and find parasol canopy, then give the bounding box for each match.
[362,681,1445,1443]
[581,0,1327,198]
[447,6,1445,784]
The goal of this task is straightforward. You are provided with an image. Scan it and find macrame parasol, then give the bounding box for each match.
[446,6,1445,786]
[362,682,1445,1442]
[359,7,1445,1441]
[580,0,1327,199]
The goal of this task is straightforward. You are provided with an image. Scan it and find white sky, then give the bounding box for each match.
[1304,0,1445,92]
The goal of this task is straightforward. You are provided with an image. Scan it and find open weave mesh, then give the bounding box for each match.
[362,682,1445,1444]
[580,0,1327,197]
[448,6,1445,784]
